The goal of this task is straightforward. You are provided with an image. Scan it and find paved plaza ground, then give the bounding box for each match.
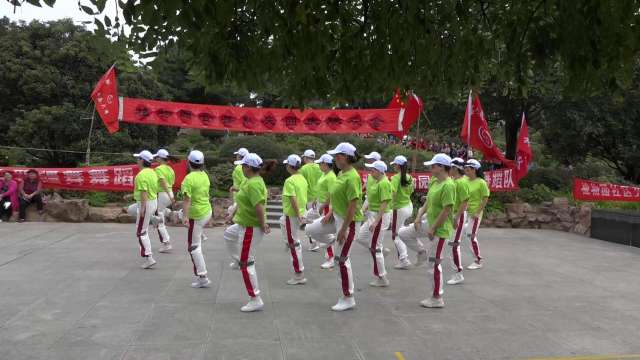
[0,222,639,360]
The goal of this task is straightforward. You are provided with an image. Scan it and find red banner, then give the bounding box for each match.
[91,67,422,135]
[0,161,187,192]
[573,178,640,202]
[358,168,518,193]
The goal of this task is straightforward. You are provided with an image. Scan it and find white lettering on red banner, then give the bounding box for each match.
[573,178,640,202]
[358,169,518,192]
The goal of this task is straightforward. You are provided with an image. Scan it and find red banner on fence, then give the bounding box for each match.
[359,168,518,193]
[0,161,187,192]
[573,178,640,202]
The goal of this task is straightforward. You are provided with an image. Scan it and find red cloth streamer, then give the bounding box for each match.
[0,161,187,192]
[573,178,640,202]
[514,112,532,182]
[90,67,422,135]
[358,168,518,192]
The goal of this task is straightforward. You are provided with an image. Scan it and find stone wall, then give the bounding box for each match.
[482,197,592,236]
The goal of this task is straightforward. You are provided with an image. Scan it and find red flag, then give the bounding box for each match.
[388,89,423,137]
[460,92,510,165]
[91,65,119,134]
[514,112,532,181]
[387,88,404,109]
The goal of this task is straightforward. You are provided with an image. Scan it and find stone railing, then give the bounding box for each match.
[482,197,592,236]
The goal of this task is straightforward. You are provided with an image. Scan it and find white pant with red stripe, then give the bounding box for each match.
[304,203,335,260]
[224,224,264,297]
[356,211,391,277]
[390,205,413,261]
[449,211,467,272]
[134,199,158,258]
[280,215,304,274]
[187,211,211,276]
[398,219,445,297]
[155,191,172,244]
[305,214,360,297]
[466,213,484,262]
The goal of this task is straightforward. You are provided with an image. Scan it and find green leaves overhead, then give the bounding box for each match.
[19,0,640,104]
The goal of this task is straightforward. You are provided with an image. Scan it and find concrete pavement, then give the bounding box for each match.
[0,222,639,360]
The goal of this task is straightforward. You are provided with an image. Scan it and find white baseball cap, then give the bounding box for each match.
[133,150,154,162]
[187,150,205,164]
[364,151,382,161]
[451,157,466,169]
[424,153,452,167]
[327,142,357,156]
[314,154,333,164]
[302,149,316,158]
[391,155,408,166]
[234,147,249,157]
[365,160,387,173]
[465,159,482,169]
[154,149,170,159]
[234,153,263,168]
[283,154,302,167]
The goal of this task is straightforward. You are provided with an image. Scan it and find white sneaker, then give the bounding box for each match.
[320,259,335,269]
[241,296,264,312]
[420,297,445,308]
[191,277,211,288]
[158,242,172,253]
[394,258,412,270]
[308,242,320,252]
[369,276,389,287]
[447,273,464,285]
[286,275,307,285]
[229,261,240,270]
[467,261,483,270]
[331,296,356,311]
[201,234,208,242]
[141,256,156,269]
[414,251,428,268]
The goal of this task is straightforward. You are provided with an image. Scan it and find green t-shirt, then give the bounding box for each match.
[367,176,392,213]
[233,175,268,227]
[232,164,247,201]
[299,163,323,202]
[134,168,158,201]
[282,173,308,217]
[467,177,490,216]
[154,164,175,191]
[426,177,456,239]
[180,171,212,220]
[453,176,470,214]
[317,171,337,204]
[390,173,414,209]
[330,167,364,222]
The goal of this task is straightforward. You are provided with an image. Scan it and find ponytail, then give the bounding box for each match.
[475,167,484,179]
[257,160,278,177]
[346,151,360,164]
[332,161,340,175]
[399,164,410,187]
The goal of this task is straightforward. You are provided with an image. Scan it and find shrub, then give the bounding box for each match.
[209,162,234,193]
[516,184,556,204]
[87,192,109,207]
[519,167,572,191]
[381,145,434,171]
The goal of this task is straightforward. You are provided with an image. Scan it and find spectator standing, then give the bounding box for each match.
[18,170,44,222]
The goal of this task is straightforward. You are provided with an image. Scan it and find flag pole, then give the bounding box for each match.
[467,89,472,145]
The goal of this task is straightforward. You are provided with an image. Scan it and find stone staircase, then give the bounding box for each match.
[266,195,283,229]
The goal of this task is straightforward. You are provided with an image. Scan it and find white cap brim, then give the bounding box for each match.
[234,160,244,165]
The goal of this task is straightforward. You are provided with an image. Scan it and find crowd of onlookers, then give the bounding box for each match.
[374,135,473,160]
[0,170,44,222]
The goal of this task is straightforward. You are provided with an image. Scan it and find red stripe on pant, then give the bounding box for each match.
[137,212,146,257]
[187,219,196,276]
[452,214,465,272]
[391,209,400,258]
[339,222,356,297]
[240,227,256,297]
[285,217,301,274]
[470,217,482,262]
[370,220,382,276]
[154,210,163,243]
[433,237,446,298]
[322,207,334,259]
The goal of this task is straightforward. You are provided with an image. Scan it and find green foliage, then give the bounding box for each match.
[519,167,572,191]
[209,162,234,194]
[516,184,557,204]
[87,192,109,207]
[380,145,434,171]
[591,201,640,211]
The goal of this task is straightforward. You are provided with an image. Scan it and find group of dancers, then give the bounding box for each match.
[129,141,490,313]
